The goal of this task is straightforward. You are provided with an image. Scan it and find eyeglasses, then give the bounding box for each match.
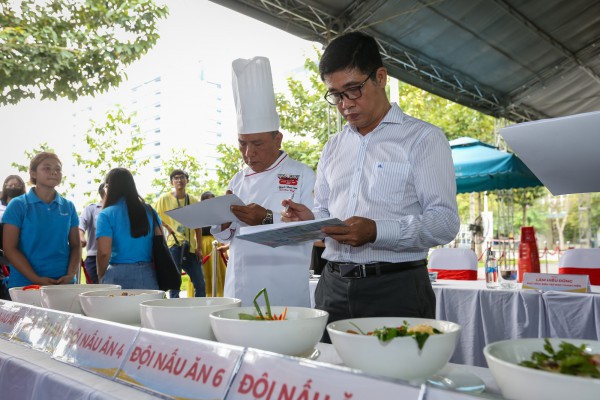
[324,68,378,105]
[172,175,188,181]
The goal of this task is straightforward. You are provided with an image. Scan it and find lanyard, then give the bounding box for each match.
[175,194,190,242]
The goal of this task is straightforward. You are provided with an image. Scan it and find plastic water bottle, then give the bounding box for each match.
[485,250,498,289]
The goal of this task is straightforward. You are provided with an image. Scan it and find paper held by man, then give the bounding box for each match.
[165,194,245,228]
[237,218,346,248]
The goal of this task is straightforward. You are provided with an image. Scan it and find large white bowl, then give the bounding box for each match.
[484,338,600,400]
[79,289,165,325]
[140,297,242,340]
[40,284,121,314]
[327,317,461,381]
[9,286,43,307]
[209,306,328,356]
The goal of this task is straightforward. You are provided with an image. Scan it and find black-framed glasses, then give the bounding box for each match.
[324,68,378,105]
[172,175,188,181]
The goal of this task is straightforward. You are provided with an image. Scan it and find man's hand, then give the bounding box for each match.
[195,248,203,262]
[230,203,268,226]
[281,199,314,222]
[321,216,377,247]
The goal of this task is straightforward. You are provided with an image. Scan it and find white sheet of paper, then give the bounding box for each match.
[500,111,600,195]
[165,194,245,229]
[237,218,346,248]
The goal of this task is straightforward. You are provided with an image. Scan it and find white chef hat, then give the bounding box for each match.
[232,56,280,134]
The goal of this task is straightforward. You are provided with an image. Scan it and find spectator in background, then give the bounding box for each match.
[199,191,227,297]
[2,152,81,288]
[0,175,26,221]
[154,169,206,298]
[96,168,160,289]
[1,174,26,298]
[78,182,106,284]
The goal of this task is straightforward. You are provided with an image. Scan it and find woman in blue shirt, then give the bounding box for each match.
[96,168,160,289]
[2,152,81,288]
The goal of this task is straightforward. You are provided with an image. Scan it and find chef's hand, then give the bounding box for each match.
[230,203,268,226]
[322,216,377,247]
[281,199,314,222]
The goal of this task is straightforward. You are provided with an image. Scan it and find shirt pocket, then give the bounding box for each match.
[368,162,411,201]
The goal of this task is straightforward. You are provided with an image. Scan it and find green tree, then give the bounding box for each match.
[276,51,337,147]
[397,82,497,143]
[72,106,148,199]
[211,143,244,193]
[513,186,547,226]
[0,0,168,105]
[146,148,208,203]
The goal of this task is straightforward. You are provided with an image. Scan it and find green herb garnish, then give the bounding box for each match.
[238,288,287,321]
[519,339,600,378]
[348,320,442,350]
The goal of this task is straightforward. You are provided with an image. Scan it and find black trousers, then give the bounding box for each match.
[315,262,436,342]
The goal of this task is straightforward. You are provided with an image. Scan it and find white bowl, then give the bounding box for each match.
[79,289,165,325]
[40,284,121,313]
[484,338,600,400]
[9,286,43,307]
[327,317,461,381]
[209,306,328,356]
[140,297,241,340]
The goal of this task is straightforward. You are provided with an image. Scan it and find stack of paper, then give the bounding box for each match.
[237,218,346,248]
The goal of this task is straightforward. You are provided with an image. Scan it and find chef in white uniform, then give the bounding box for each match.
[211,56,316,307]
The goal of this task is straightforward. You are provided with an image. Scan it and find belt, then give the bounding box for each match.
[327,260,427,279]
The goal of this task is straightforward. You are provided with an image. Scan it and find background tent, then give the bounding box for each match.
[451,137,543,194]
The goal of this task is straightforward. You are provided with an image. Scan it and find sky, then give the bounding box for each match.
[0,0,320,182]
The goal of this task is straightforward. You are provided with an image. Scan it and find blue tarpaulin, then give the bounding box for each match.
[451,137,543,194]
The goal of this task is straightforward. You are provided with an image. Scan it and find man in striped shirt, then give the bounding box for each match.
[283,31,459,340]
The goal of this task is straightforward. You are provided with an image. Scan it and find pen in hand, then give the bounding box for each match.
[283,191,296,214]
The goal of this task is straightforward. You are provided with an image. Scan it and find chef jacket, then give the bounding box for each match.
[212,151,315,307]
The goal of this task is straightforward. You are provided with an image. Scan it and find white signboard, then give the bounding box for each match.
[53,316,140,379]
[117,329,244,399]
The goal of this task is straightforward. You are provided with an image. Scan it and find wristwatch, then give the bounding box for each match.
[262,209,274,225]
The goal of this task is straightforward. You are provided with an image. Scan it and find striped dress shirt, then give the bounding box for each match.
[314,103,459,264]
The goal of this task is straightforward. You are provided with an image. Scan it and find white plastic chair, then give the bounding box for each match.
[428,248,478,280]
[558,248,600,285]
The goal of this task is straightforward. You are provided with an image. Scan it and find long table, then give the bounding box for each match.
[309,278,600,367]
[435,280,600,366]
[0,340,162,400]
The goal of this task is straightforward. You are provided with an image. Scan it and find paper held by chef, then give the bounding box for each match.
[165,194,245,228]
[500,111,600,195]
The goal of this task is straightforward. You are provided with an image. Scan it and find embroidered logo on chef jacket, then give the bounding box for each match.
[278,174,299,191]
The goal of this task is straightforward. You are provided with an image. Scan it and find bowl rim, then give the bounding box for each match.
[209,306,329,321]
[139,297,242,309]
[78,289,165,298]
[326,316,461,337]
[40,284,121,291]
[484,338,600,385]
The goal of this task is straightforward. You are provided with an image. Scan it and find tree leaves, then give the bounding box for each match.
[0,0,168,105]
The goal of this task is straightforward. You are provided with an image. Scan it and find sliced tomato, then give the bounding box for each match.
[22,284,42,291]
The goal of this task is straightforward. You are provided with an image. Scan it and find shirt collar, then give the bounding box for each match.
[26,188,62,205]
[346,102,404,136]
